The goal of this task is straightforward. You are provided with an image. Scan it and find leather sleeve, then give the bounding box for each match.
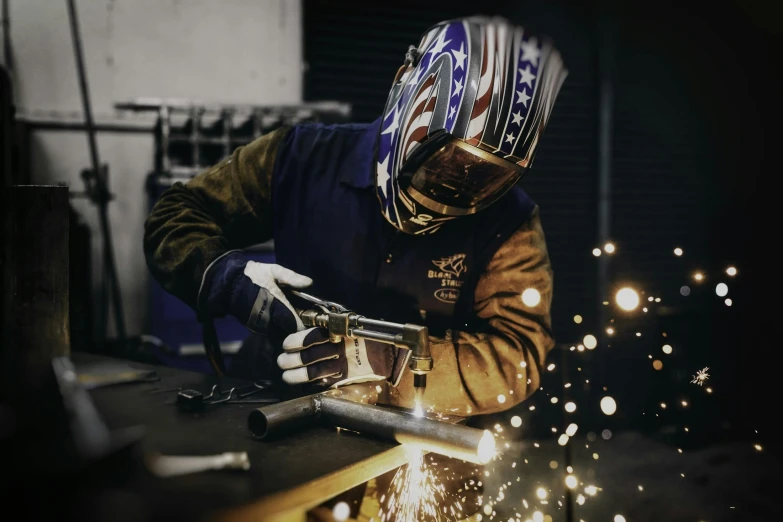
[390,207,555,416]
[143,126,291,309]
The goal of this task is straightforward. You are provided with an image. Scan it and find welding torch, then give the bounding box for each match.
[291,291,432,402]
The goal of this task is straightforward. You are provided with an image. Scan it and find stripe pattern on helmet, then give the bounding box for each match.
[376,16,567,230]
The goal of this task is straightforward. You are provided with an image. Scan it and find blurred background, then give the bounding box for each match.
[0,0,772,518]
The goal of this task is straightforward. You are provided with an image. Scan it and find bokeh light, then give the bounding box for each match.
[565,475,578,488]
[592,248,602,257]
[680,286,691,296]
[715,283,728,296]
[674,247,683,256]
[726,266,737,276]
[574,314,583,324]
[615,287,640,311]
[510,416,522,428]
[583,334,597,349]
[725,298,733,306]
[600,396,617,415]
[693,272,704,281]
[604,242,616,254]
[662,344,673,354]
[522,288,542,307]
[565,402,576,413]
[333,502,350,521]
[653,360,663,370]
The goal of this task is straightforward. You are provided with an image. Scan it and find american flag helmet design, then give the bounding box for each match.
[376,16,567,234]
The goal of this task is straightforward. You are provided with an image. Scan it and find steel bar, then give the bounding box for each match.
[66,0,127,347]
[249,395,496,465]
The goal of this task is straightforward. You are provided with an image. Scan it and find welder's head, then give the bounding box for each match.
[375,16,568,235]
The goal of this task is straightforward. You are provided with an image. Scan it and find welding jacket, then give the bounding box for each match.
[143,119,555,416]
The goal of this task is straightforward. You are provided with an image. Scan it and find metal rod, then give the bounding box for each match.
[2,0,11,70]
[249,395,496,465]
[350,329,399,345]
[66,0,127,347]
[357,317,406,330]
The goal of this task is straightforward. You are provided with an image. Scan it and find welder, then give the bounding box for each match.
[144,15,566,420]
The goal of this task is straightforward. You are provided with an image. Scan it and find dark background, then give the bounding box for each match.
[304,0,768,446]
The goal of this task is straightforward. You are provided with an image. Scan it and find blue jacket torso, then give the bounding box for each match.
[271,119,536,336]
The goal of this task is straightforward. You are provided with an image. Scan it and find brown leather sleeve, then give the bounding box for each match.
[390,207,555,416]
[143,126,291,309]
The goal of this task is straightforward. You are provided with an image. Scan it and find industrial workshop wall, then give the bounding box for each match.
[1,0,303,337]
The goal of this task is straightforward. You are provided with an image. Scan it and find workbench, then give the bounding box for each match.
[38,353,412,522]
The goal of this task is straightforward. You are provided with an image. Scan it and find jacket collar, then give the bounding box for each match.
[338,117,382,189]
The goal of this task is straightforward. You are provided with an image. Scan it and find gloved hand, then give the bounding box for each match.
[197,250,312,335]
[277,327,412,388]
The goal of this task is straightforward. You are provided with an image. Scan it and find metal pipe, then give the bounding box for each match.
[249,395,496,465]
[66,0,127,347]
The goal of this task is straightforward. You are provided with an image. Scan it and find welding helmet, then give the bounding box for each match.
[375,16,568,234]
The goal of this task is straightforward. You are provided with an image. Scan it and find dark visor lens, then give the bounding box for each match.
[409,142,520,210]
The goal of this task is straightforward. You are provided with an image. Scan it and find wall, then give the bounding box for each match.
[1,0,302,337]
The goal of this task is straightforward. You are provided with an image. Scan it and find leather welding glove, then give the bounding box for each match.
[197,250,312,335]
[277,327,412,388]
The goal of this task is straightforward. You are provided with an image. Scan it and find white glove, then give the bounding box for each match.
[277,327,411,388]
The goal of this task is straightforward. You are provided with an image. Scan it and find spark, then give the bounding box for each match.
[726,266,737,276]
[691,367,710,386]
[600,396,617,415]
[522,288,541,307]
[477,431,497,463]
[381,448,451,521]
[333,501,350,521]
[615,287,640,311]
[413,403,424,417]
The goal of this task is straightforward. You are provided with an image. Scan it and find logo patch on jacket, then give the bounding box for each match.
[429,254,467,303]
